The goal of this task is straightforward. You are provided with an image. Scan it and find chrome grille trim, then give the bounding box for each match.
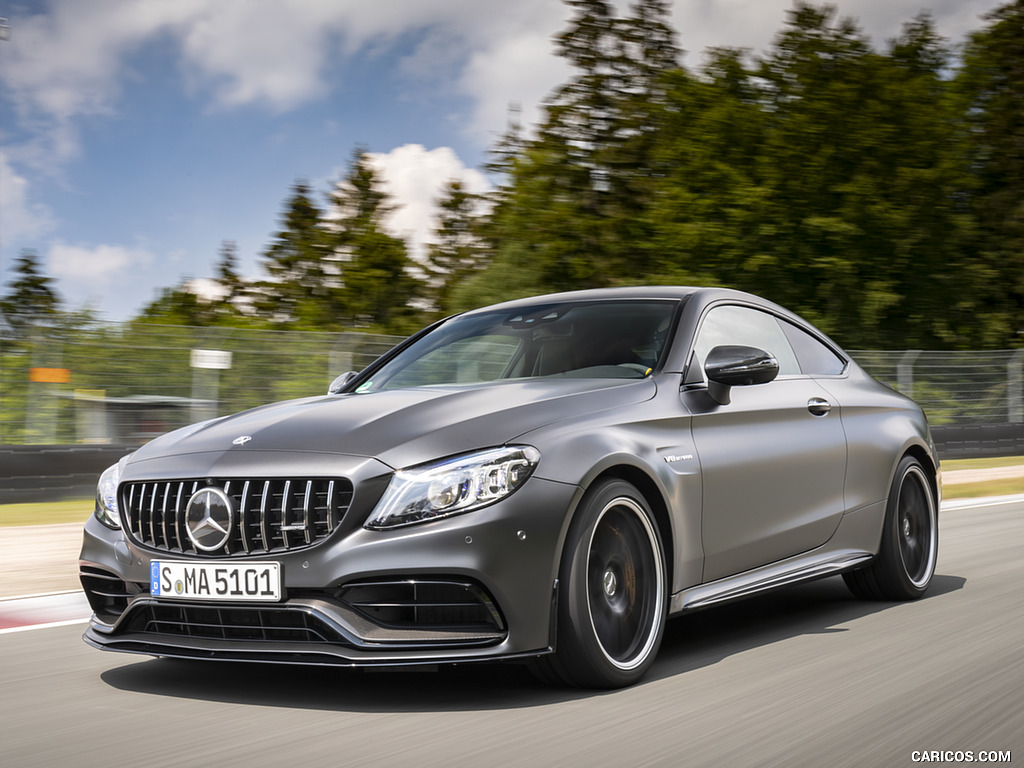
[120,477,353,557]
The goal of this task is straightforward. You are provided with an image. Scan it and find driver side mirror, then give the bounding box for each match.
[704,345,779,405]
[327,371,358,395]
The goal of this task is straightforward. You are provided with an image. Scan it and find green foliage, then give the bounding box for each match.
[456,0,1022,349]
[475,0,679,297]
[423,180,490,317]
[11,0,1021,354]
[957,0,1024,342]
[257,180,345,328]
[0,249,60,338]
[327,152,422,332]
[103,0,1024,348]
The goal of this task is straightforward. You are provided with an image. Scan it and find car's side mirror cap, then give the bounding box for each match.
[704,345,779,404]
[328,371,358,395]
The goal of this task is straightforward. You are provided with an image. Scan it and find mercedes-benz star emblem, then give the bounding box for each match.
[185,487,234,552]
[232,435,252,445]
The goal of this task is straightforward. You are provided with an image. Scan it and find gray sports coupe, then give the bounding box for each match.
[80,286,940,687]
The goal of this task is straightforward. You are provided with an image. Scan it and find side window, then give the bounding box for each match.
[691,305,801,380]
[780,321,847,376]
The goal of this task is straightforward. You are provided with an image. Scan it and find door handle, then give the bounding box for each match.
[807,397,832,416]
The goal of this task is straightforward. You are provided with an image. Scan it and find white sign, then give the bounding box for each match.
[190,348,233,370]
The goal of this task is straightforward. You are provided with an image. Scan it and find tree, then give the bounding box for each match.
[958,0,1024,342]
[327,152,421,330]
[471,0,680,305]
[258,181,343,327]
[645,49,768,288]
[135,284,212,326]
[0,249,61,338]
[424,179,489,316]
[733,4,977,347]
[215,241,243,300]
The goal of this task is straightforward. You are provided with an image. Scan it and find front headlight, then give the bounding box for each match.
[94,455,131,529]
[365,446,541,530]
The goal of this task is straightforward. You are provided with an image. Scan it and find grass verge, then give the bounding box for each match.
[941,455,1024,471]
[0,500,92,527]
[941,477,1024,500]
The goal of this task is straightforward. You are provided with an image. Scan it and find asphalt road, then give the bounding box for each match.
[1,497,1020,768]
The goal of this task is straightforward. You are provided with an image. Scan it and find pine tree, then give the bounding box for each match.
[215,240,243,299]
[327,152,420,330]
[424,180,488,316]
[958,0,1024,343]
[481,0,680,297]
[0,249,61,337]
[258,181,342,327]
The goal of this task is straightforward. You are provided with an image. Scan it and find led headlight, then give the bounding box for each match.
[366,446,540,530]
[94,454,131,529]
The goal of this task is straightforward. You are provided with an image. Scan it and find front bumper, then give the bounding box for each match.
[80,477,577,666]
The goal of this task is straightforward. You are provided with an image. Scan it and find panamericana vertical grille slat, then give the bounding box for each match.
[120,477,353,557]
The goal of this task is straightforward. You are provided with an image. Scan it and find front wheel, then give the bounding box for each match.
[532,479,667,688]
[844,456,938,600]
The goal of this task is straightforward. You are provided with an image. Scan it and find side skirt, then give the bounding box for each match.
[670,549,874,614]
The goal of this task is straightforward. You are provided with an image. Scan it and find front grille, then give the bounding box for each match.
[123,603,343,644]
[120,477,353,557]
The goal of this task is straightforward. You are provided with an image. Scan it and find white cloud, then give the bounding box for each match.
[0,0,201,167]
[459,29,570,142]
[363,144,491,262]
[48,242,154,287]
[0,0,1005,160]
[0,0,569,162]
[0,151,55,244]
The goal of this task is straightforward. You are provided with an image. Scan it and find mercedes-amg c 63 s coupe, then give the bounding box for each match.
[80,287,940,688]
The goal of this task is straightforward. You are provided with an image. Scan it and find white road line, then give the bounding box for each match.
[0,618,89,635]
[941,493,1024,511]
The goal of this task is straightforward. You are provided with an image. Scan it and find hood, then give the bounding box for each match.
[130,377,658,471]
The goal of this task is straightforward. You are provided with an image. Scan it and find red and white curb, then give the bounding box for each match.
[0,592,91,634]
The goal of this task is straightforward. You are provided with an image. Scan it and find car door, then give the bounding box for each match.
[682,304,848,582]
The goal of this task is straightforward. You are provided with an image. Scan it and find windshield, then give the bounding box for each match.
[356,300,679,393]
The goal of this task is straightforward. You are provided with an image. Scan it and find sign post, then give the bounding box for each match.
[190,349,232,423]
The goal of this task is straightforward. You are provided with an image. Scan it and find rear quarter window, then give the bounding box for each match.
[780,321,847,376]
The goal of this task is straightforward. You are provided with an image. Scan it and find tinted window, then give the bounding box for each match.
[359,300,678,392]
[691,305,800,379]
[780,321,847,376]
[381,335,524,389]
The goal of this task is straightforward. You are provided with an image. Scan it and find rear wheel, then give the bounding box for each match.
[844,456,937,600]
[532,479,667,688]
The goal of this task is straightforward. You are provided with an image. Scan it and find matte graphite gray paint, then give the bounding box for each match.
[80,287,939,687]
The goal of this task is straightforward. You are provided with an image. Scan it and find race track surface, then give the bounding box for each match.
[1,497,1020,768]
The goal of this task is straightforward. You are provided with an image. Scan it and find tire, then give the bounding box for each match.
[531,479,667,688]
[844,456,938,601]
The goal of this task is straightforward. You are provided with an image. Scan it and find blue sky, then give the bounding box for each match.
[0,0,1005,321]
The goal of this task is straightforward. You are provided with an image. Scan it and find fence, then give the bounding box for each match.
[850,349,1024,426]
[0,324,404,446]
[1,323,1023,446]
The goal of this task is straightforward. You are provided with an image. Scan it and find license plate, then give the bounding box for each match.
[151,560,281,601]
